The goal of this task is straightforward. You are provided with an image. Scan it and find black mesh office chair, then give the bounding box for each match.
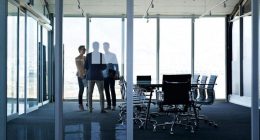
[153,74,196,134]
[136,75,152,92]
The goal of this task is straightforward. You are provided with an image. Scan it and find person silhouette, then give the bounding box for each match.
[103,42,119,110]
[85,41,107,113]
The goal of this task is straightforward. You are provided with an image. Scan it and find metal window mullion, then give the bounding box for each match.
[191,17,195,76]
[0,0,8,139]
[121,17,125,76]
[24,10,28,114]
[156,17,160,84]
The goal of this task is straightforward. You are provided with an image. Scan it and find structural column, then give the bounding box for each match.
[251,0,259,140]
[55,0,64,140]
[0,0,8,140]
[126,0,133,140]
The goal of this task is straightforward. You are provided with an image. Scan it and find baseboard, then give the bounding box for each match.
[229,94,260,108]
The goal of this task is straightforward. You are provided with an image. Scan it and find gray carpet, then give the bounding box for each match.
[7,101,254,140]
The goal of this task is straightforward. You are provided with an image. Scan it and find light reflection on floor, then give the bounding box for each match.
[7,102,127,140]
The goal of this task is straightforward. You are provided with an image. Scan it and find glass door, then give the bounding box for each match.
[26,12,39,112]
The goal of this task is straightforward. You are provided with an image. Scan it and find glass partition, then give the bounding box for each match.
[232,18,240,96]
[42,28,49,102]
[160,18,192,82]
[194,17,226,99]
[19,11,25,114]
[7,3,18,116]
[243,16,252,97]
[26,13,38,110]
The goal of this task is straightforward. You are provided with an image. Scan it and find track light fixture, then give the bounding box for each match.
[143,0,155,20]
[76,0,85,17]
[199,0,228,18]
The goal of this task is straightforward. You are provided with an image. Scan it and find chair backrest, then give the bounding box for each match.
[199,75,208,89]
[207,75,217,90]
[162,74,191,105]
[136,75,151,85]
[191,74,200,84]
[136,75,152,91]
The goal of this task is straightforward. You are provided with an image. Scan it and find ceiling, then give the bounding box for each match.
[45,0,241,17]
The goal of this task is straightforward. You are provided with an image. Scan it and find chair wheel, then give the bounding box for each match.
[170,131,174,135]
[214,124,218,128]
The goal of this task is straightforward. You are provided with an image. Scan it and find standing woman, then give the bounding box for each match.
[75,45,87,111]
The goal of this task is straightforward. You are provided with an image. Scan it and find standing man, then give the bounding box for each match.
[103,42,119,110]
[85,41,107,113]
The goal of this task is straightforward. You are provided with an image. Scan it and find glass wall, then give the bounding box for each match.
[194,17,226,99]
[231,19,240,96]
[19,11,25,114]
[42,28,49,102]
[7,3,18,116]
[63,17,86,99]
[160,18,192,82]
[133,18,156,83]
[243,16,252,97]
[26,14,38,109]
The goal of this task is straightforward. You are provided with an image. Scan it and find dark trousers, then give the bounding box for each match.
[104,78,116,107]
[77,77,84,105]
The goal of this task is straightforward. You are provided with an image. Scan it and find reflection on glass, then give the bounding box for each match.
[133,19,156,83]
[19,12,25,114]
[7,3,18,116]
[194,17,226,99]
[160,19,191,81]
[27,14,38,108]
[243,16,252,97]
[43,28,49,101]
[232,18,240,96]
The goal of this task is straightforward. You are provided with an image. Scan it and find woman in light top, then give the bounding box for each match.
[75,45,87,111]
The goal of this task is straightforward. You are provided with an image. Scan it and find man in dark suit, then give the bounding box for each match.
[85,41,107,113]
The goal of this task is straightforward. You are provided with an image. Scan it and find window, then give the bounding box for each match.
[195,17,226,99]
[160,18,192,82]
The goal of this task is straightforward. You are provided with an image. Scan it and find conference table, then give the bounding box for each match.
[135,82,215,129]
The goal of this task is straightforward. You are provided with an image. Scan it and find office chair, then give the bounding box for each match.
[194,75,218,127]
[153,74,196,134]
[193,75,208,101]
[118,76,156,127]
[191,74,200,85]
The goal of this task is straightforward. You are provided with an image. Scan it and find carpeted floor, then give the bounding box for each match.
[7,101,254,140]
